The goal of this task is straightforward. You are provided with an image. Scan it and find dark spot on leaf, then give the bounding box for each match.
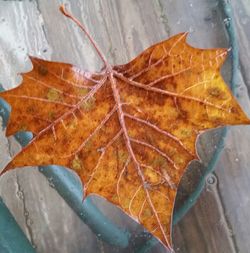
[231,106,239,114]
[207,87,227,99]
[38,65,48,76]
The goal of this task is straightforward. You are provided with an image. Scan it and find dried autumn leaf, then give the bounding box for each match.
[0,5,249,251]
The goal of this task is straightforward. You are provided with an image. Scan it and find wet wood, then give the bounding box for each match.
[0,0,250,252]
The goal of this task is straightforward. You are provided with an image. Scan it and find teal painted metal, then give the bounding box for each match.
[0,85,10,127]
[220,0,239,95]
[0,198,36,253]
[136,238,164,253]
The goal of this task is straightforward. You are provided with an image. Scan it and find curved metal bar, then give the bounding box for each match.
[0,197,36,253]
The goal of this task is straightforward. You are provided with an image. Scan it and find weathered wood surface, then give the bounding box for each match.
[0,0,250,252]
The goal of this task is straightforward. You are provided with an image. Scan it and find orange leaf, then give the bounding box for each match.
[0,5,249,251]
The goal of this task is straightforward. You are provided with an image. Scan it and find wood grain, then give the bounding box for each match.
[0,1,249,252]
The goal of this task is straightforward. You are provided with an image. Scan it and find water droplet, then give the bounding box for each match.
[17,190,24,200]
[188,26,194,33]
[241,16,249,25]
[27,218,33,226]
[223,17,231,27]
[49,181,55,188]
[206,174,217,185]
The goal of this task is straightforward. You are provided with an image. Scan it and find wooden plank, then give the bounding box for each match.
[0,0,250,252]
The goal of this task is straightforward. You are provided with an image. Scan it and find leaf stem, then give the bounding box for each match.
[59,4,109,68]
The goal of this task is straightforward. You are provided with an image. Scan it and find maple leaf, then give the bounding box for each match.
[0,5,249,251]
